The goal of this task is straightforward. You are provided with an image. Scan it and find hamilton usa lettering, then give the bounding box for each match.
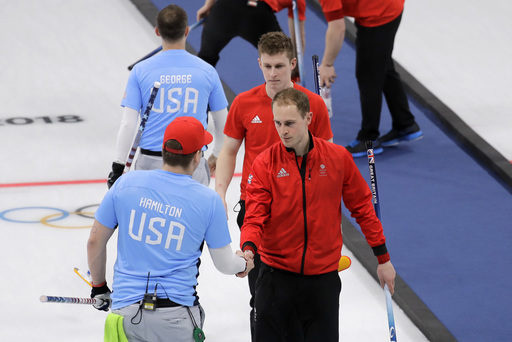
[128,209,185,251]
[134,197,185,250]
[139,197,182,218]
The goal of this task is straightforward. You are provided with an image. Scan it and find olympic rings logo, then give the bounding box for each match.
[0,204,99,229]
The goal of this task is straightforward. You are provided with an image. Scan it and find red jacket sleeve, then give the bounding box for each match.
[309,96,333,141]
[240,153,272,253]
[340,149,387,249]
[319,0,344,22]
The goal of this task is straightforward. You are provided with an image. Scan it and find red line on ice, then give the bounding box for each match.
[0,173,243,188]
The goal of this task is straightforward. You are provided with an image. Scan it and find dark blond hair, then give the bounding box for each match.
[162,140,196,167]
[257,31,295,61]
[272,88,310,119]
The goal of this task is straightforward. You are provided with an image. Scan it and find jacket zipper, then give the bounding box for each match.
[296,154,308,274]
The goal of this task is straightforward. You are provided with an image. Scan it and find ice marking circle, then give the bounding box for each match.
[40,212,95,229]
[0,205,99,228]
[0,206,69,223]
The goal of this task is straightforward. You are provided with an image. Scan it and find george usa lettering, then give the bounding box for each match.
[152,86,199,115]
[159,74,192,84]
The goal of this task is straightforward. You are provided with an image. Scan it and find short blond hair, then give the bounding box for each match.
[257,31,295,61]
[272,88,310,119]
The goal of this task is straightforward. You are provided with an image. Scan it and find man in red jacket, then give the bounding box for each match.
[241,87,396,341]
[215,31,333,341]
[318,0,423,157]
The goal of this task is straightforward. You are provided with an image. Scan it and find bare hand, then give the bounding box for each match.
[196,2,212,22]
[377,261,396,295]
[235,250,255,278]
[243,250,254,260]
[319,64,337,88]
[208,154,217,177]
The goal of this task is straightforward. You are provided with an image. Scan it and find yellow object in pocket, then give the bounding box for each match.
[104,313,129,342]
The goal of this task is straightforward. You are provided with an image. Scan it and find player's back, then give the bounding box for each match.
[123,49,228,150]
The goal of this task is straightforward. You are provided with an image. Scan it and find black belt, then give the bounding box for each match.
[157,298,181,307]
[139,298,181,308]
[141,148,204,157]
[140,148,162,157]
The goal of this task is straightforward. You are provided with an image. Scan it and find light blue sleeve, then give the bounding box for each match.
[207,68,228,112]
[94,180,120,229]
[120,67,142,111]
[204,193,232,249]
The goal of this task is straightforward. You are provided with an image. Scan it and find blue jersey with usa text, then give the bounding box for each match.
[121,49,228,151]
[95,169,232,309]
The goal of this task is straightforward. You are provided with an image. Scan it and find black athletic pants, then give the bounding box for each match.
[355,12,416,141]
[254,262,341,342]
[238,201,337,341]
[237,200,262,341]
[197,0,282,67]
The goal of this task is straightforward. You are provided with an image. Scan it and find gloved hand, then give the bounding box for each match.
[107,162,125,188]
[91,282,111,311]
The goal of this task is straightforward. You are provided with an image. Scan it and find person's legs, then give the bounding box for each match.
[113,304,145,342]
[239,1,282,48]
[379,61,423,147]
[134,154,162,170]
[355,22,394,141]
[383,64,416,131]
[356,13,422,147]
[298,272,341,342]
[248,252,262,340]
[254,263,297,342]
[238,201,304,342]
[345,21,395,156]
[379,13,417,131]
[348,14,420,156]
[191,156,210,186]
[114,304,203,341]
[197,0,241,66]
[379,24,423,147]
[237,200,262,342]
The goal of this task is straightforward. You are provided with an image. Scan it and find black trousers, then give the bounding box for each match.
[355,12,416,141]
[254,262,341,342]
[197,0,282,67]
[237,200,262,341]
[238,201,337,342]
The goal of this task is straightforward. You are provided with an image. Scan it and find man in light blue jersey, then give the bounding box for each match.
[88,116,253,341]
[108,4,228,188]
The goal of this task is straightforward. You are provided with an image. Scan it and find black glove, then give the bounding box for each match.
[91,282,112,311]
[107,162,125,189]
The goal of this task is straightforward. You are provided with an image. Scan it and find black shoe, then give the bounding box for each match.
[345,139,383,158]
[378,123,423,147]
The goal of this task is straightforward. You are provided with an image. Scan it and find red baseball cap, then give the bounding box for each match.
[163,116,213,154]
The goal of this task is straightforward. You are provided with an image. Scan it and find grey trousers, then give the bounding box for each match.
[113,304,205,342]
[134,153,210,186]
